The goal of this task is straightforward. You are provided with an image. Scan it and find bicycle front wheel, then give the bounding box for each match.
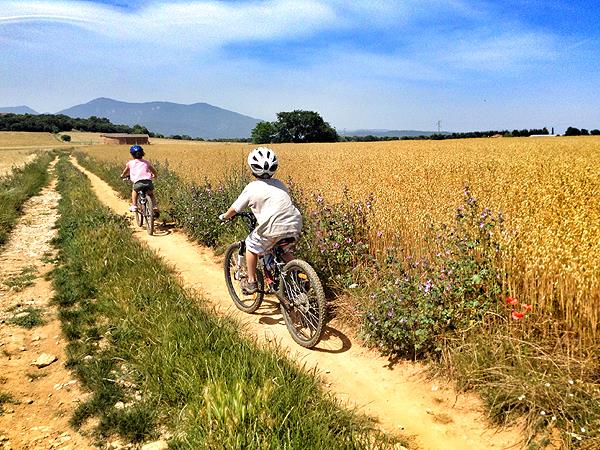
[279,259,326,348]
[144,196,154,235]
[223,242,264,313]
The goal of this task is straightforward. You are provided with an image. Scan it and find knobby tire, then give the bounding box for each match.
[279,259,326,348]
[145,195,154,235]
[224,242,264,313]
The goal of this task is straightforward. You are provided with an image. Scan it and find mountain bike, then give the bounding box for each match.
[122,177,155,236]
[223,212,326,348]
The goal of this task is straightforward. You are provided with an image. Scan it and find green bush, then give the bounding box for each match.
[362,186,504,358]
[290,182,373,292]
[61,134,71,142]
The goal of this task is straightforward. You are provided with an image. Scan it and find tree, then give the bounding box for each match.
[131,124,149,135]
[590,129,600,136]
[564,127,581,136]
[273,110,338,143]
[251,121,277,144]
[251,110,338,144]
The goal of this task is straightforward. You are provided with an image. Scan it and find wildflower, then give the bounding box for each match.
[506,296,518,305]
[569,380,574,385]
[518,394,525,401]
[333,242,340,249]
[581,427,586,433]
[376,230,383,238]
[540,410,546,416]
[544,382,551,388]
[424,279,433,293]
[345,237,352,244]
[552,416,557,421]
[521,303,533,312]
[512,311,525,320]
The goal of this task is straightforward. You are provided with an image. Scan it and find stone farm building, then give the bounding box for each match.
[100,133,149,145]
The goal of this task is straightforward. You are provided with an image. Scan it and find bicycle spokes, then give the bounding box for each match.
[282,270,320,335]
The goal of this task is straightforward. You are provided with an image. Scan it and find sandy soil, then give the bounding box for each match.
[0,160,96,449]
[71,157,526,450]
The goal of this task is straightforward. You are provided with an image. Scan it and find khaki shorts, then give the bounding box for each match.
[245,229,298,255]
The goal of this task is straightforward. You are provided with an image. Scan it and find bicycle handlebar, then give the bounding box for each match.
[221,211,257,231]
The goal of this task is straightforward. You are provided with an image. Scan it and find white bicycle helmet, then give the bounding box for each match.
[247,147,278,178]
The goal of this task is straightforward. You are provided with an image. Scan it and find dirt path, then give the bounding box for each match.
[0,160,96,450]
[72,157,524,450]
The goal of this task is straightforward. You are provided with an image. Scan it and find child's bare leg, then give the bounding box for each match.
[245,249,258,283]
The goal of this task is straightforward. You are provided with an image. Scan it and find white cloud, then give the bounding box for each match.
[0,0,482,49]
[0,0,337,48]
[444,30,558,71]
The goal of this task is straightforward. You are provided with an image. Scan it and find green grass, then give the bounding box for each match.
[53,155,403,448]
[0,391,18,415]
[7,306,45,328]
[0,152,53,247]
[3,265,38,291]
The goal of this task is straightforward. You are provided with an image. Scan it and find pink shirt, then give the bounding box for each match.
[127,159,154,183]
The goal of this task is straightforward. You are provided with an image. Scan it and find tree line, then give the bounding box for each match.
[0,113,153,136]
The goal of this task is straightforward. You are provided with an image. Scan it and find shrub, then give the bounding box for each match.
[362,186,504,358]
[290,182,373,292]
[61,134,71,142]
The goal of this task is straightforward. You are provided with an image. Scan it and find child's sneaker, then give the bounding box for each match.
[129,205,137,212]
[153,208,160,218]
[240,278,258,295]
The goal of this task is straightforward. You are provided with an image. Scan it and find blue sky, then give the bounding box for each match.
[1,0,599,132]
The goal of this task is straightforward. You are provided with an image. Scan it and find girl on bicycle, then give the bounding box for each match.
[219,147,302,294]
[121,145,159,214]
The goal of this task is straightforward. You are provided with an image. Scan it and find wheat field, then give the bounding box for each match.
[82,136,600,338]
[0,131,60,148]
[0,132,64,176]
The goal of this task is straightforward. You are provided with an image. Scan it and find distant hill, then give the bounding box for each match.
[0,106,38,115]
[58,98,261,139]
[342,129,448,137]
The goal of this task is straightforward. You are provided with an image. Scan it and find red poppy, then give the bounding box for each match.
[506,296,518,305]
[512,311,525,320]
[521,303,533,312]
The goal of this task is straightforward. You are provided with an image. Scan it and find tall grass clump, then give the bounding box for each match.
[54,155,402,448]
[0,152,52,246]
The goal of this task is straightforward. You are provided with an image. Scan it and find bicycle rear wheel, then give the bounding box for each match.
[224,242,264,313]
[279,259,326,348]
[135,197,144,227]
[144,196,154,235]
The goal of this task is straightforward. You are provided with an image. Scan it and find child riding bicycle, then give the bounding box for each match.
[219,147,302,295]
[121,145,159,215]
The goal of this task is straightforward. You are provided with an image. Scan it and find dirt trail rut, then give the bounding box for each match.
[72,158,524,450]
[0,159,96,450]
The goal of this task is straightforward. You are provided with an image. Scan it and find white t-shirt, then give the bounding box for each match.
[231,178,302,238]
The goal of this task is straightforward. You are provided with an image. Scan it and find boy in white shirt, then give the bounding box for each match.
[220,147,302,294]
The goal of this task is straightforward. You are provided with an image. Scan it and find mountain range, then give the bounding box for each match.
[57,98,261,139]
[0,105,39,115]
[1,99,441,139]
